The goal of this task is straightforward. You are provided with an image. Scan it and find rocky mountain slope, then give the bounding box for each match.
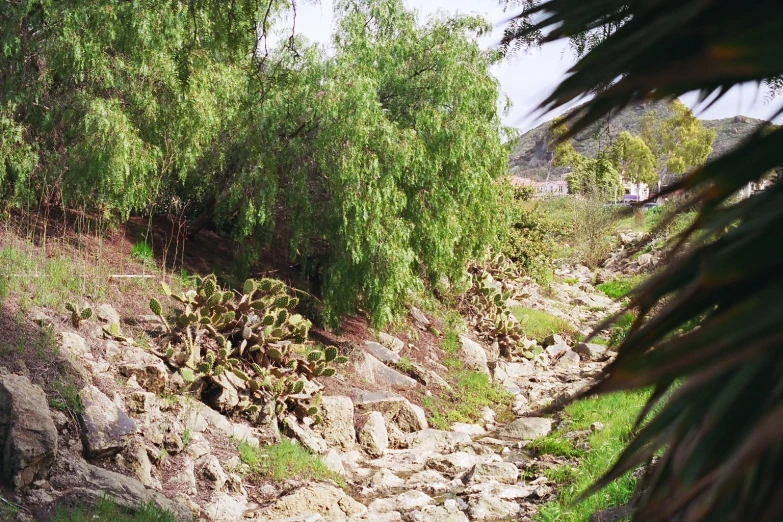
[509,101,767,181]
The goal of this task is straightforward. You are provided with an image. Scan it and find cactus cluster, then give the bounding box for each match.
[148,274,346,424]
[65,302,92,328]
[463,254,542,360]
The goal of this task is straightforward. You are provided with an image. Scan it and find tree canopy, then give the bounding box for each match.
[0,0,510,326]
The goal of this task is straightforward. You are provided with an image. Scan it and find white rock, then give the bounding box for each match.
[458,335,490,376]
[463,462,519,485]
[450,423,486,436]
[394,490,433,512]
[358,412,389,458]
[322,449,346,476]
[317,396,355,451]
[499,417,552,441]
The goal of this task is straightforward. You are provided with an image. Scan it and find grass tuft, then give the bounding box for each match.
[512,306,578,341]
[238,439,344,486]
[596,276,643,300]
[533,390,650,522]
[50,496,174,522]
[131,241,155,266]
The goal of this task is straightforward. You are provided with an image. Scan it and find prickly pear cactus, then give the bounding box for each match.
[461,254,537,359]
[65,302,93,328]
[147,274,346,423]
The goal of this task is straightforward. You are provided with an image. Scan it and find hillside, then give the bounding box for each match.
[509,101,767,181]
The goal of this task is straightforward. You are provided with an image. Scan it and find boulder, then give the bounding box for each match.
[166,457,197,496]
[261,484,367,521]
[95,303,121,326]
[352,352,418,389]
[364,341,400,364]
[541,334,565,348]
[458,335,490,376]
[450,423,486,436]
[0,374,58,488]
[316,396,355,451]
[321,449,346,476]
[282,417,329,455]
[394,490,433,512]
[394,401,428,433]
[467,497,521,520]
[425,452,479,478]
[409,505,469,522]
[367,468,405,493]
[203,492,247,522]
[463,462,519,485]
[117,348,169,393]
[201,455,228,492]
[403,470,451,495]
[545,343,569,361]
[378,332,405,353]
[353,391,406,422]
[406,429,471,452]
[555,350,581,369]
[60,331,90,356]
[574,342,609,362]
[78,385,137,459]
[50,456,191,520]
[123,437,160,490]
[498,417,552,441]
[464,481,536,500]
[358,412,388,458]
[409,306,431,329]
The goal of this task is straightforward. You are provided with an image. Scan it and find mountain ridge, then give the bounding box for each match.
[509,101,768,181]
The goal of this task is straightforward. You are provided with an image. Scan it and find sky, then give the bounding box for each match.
[289,0,783,132]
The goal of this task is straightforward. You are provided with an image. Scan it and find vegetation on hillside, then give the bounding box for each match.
[504,0,783,520]
[0,0,510,326]
[509,101,754,183]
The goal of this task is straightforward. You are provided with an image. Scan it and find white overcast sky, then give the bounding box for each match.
[290,0,783,131]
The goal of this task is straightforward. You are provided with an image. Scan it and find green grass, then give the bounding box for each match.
[50,497,174,522]
[131,241,155,266]
[422,367,514,430]
[596,276,643,300]
[238,439,343,486]
[512,306,578,341]
[48,379,83,414]
[533,390,650,522]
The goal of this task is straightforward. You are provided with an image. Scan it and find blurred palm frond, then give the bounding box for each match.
[503,1,783,521]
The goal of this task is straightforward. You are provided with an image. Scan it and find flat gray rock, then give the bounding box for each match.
[0,374,58,488]
[79,385,137,459]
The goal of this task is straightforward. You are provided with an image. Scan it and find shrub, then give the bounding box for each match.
[238,439,342,485]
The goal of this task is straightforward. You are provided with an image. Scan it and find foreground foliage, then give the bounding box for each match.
[0,0,509,326]
[505,0,783,520]
[533,391,650,522]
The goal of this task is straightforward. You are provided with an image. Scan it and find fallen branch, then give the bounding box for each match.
[108,274,156,279]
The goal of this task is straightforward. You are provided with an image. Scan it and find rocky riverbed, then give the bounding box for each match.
[0,265,623,522]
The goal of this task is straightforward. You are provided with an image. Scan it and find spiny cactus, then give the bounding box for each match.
[65,302,93,328]
[147,274,346,423]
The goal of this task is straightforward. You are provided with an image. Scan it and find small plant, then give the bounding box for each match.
[596,276,643,300]
[181,428,192,447]
[48,380,83,413]
[102,322,128,342]
[50,496,175,522]
[131,241,155,266]
[65,302,93,328]
[238,439,343,485]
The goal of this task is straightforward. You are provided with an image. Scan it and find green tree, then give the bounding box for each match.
[0,0,509,326]
[639,100,716,184]
[504,1,783,521]
[611,131,656,189]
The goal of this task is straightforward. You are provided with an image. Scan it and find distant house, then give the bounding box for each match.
[621,178,650,201]
[510,176,569,197]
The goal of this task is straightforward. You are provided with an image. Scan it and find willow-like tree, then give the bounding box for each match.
[640,100,716,185]
[0,0,509,326]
